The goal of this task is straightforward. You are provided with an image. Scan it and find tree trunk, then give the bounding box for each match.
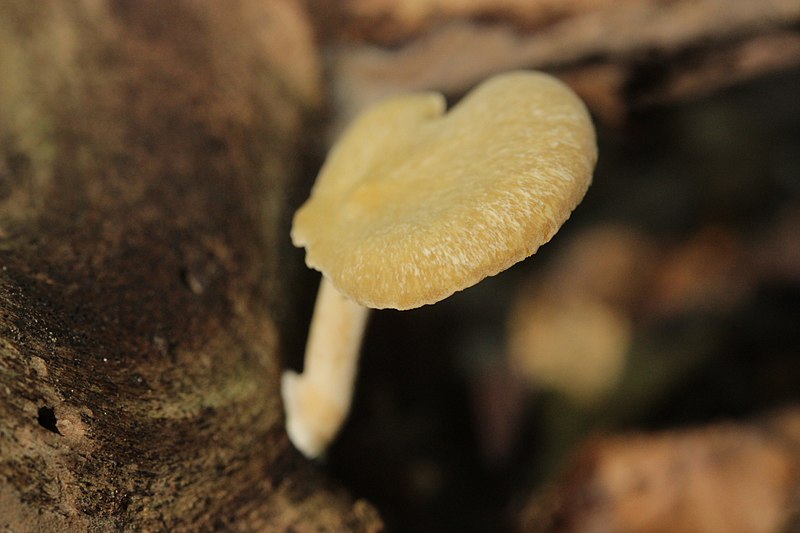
[0,1,382,530]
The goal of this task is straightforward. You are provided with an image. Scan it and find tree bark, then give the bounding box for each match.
[0,0,382,530]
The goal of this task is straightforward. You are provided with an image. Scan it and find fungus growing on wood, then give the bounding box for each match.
[283,70,597,458]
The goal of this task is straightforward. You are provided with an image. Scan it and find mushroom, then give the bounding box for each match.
[283,70,597,458]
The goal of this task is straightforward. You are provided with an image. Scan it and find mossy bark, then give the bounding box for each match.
[0,1,381,530]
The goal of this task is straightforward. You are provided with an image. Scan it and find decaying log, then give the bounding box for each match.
[0,0,382,530]
[310,0,800,128]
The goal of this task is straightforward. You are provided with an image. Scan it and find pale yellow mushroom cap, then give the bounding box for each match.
[292,71,597,310]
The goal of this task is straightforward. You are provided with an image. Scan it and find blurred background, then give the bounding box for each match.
[290,2,800,529]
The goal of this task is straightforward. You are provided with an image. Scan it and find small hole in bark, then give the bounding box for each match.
[37,406,61,435]
[179,267,205,295]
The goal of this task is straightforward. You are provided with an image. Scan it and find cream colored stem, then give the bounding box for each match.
[281,276,370,458]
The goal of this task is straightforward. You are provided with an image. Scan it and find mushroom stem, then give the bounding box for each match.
[281,276,370,458]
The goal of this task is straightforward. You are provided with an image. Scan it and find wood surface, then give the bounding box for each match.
[0,1,381,530]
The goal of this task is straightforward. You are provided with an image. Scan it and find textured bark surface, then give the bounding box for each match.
[310,0,800,128]
[0,1,382,530]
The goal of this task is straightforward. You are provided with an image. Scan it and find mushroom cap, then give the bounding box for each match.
[292,71,597,310]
